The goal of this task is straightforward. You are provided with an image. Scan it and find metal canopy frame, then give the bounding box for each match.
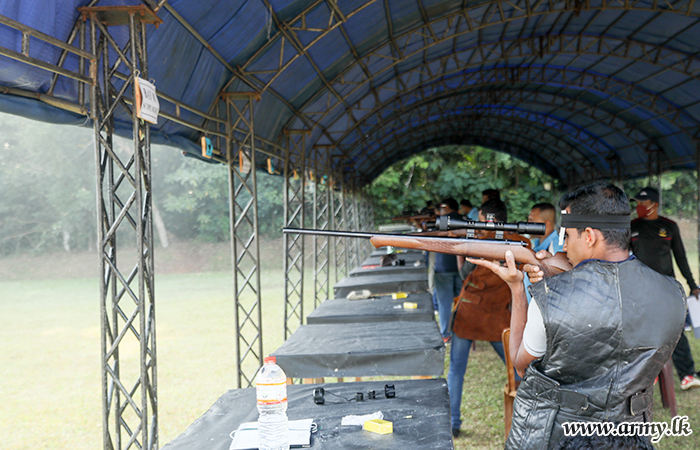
[218,1,700,185]
[222,92,265,389]
[6,2,700,450]
[283,130,307,339]
[82,5,161,450]
[311,145,333,308]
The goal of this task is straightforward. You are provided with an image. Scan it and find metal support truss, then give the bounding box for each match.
[356,194,371,261]
[283,130,307,338]
[83,6,161,450]
[311,146,332,307]
[345,181,360,271]
[223,92,264,388]
[331,173,348,281]
[364,196,374,256]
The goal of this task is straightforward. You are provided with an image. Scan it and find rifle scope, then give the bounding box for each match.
[437,216,546,235]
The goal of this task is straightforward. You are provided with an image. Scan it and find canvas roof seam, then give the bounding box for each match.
[359,121,584,181]
[336,77,680,163]
[280,1,700,130]
[363,131,566,181]
[331,65,691,151]
[368,124,590,182]
[353,107,605,176]
[293,32,700,153]
[362,112,598,172]
[367,106,610,166]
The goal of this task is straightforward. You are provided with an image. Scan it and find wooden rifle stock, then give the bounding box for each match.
[369,235,571,278]
[282,228,572,277]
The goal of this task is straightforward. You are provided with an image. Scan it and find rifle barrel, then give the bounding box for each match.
[283,228,376,239]
[283,228,527,247]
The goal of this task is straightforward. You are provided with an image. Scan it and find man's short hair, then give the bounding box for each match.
[531,202,556,223]
[555,433,655,450]
[441,197,459,212]
[558,182,630,251]
[460,199,473,208]
[480,199,508,222]
[482,188,500,201]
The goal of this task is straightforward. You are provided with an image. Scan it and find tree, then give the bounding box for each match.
[0,113,96,255]
[366,146,560,223]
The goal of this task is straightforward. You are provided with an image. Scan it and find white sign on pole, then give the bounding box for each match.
[239,149,251,174]
[135,77,160,124]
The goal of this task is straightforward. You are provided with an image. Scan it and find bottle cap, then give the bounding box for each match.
[264,356,276,364]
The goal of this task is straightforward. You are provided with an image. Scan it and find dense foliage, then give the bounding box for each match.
[366,146,561,223]
[366,146,700,224]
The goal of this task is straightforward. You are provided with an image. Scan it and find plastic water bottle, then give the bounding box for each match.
[256,356,289,450]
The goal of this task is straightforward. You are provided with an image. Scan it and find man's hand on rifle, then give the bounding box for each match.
[469,250,558,287]
[467,250,524,288]
[523,250,551,283]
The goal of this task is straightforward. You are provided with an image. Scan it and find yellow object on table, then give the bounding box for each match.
[363,419,393,435]
[391,292,408,299]
[403,302,418,309]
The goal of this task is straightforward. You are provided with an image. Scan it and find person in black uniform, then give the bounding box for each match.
[630,186,700,390]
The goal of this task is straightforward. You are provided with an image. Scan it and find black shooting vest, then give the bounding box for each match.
[506,258,686,450]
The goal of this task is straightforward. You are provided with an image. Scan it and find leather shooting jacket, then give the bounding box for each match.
[506,257,686,450]
[453,231,530,342]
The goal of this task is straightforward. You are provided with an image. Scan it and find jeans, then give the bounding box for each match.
[433,271,461,338]
[447,335,514,429]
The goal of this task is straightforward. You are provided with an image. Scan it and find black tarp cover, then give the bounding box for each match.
[271,321,445,378]
[161,379,454,450]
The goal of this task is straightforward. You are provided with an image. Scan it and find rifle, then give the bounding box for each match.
[283,227,572,278]
[411,218,545,237]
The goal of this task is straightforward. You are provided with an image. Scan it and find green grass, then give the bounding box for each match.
[1,268,700,450]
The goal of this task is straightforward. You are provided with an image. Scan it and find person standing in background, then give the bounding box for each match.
[459,199,479,221]
[630,187,700,390]
[433,197,462,342]
[524,203,564,303]
[481,188,500,204]
[448,199,529,437]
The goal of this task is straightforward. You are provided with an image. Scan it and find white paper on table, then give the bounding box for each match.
[687,296,700,339]
[340,411,383,426]
[229,418,314,450]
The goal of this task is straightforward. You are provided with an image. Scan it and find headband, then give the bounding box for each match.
[560,214,631,229]
[558,212,630,246]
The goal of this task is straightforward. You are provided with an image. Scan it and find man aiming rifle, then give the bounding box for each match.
[469,182,686,450]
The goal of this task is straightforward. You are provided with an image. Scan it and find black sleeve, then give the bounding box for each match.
[671,221,698,291]
[459,261,476,280]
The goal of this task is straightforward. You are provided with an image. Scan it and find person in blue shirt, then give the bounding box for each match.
[459,199,479,221]
[524,203,563,303]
